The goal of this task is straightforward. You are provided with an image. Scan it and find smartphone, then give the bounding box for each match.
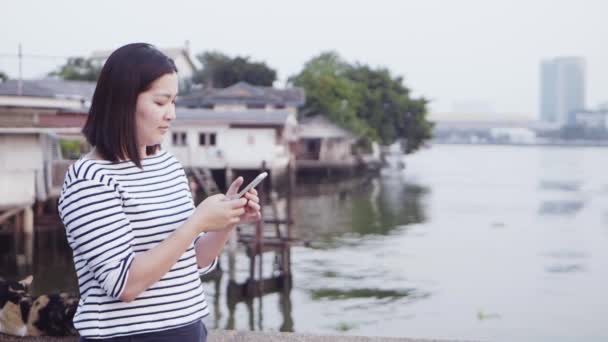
[236,172,268,198]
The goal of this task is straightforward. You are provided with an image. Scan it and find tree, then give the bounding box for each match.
[0,71,8,82]
[345,64,433,153]
[289,52,374,141]
[290,51,433,153]
[193,51,277,88]
[48,57,101,81]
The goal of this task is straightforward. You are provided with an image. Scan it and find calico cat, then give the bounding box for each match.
[0,276,31,336]
[0,276,78,336]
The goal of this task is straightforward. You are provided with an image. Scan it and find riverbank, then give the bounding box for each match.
[432,139,608,147]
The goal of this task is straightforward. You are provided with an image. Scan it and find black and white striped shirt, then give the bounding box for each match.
[58,150,217,338]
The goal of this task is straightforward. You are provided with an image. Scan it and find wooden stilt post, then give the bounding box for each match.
[257,161,268,295]
[225,166,237,283]
[14,208,24,235]
[23,206,34,266]
[23,206,34,235]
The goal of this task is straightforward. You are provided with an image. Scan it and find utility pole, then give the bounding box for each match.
[18,43,23,96]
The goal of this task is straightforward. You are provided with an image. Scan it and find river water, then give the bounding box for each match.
[2,145,607,341]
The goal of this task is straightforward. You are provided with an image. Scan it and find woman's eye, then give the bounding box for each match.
[155,102,165,106]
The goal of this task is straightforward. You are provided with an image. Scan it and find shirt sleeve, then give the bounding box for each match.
[59,177,135,299]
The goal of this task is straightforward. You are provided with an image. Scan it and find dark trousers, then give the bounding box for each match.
[79,320,207,342]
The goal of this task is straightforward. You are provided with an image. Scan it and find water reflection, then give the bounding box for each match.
[541,250,588,259]
[278,287,294,332]
[205,273,294,332]
[541,249,588,274]
[537,178,587,216]
[309,287,420,301]
[293,176,429,246]
[545,264,585,273]
[0,222,77,295]
[538,200,585,216]
[539,180,582,192]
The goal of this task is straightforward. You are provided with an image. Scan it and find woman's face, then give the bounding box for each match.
[135,72,178,147]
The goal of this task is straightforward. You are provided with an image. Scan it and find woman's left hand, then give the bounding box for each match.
[240,188,261,223]
[225,177,262,224]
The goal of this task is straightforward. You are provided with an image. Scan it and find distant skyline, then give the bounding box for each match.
[540,57,586,124]
[1,0,606,117]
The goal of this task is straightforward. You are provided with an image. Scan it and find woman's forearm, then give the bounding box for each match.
[119,218,202,302]
[195,225,235,268]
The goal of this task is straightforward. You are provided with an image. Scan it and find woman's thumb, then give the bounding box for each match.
[226,177,244,199]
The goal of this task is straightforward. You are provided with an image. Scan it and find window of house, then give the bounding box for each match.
[198,132,217,147]
[172,132,188,146]
[246,103,265,109]
[307,140,316,153]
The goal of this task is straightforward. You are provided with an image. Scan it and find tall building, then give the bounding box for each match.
[540,57,586,124]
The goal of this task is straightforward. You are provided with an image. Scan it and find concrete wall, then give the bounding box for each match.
[0,134,42,207]
[163,125,289,170]
[209,105,298,114]
[0,96,86,110]
[173,55,194,80]
[319,137,355,163]
[163,124,228,168]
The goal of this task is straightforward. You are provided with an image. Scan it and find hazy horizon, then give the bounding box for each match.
[1,0,606,117]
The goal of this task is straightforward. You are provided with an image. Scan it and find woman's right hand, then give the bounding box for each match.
[190,194,248,233]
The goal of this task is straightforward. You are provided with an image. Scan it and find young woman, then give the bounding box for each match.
[58,43,261,341]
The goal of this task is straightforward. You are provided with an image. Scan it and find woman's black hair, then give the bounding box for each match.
[82,43,178,168]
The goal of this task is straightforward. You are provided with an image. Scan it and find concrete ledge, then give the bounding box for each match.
[0,330,468,342]
[207,330,463,342]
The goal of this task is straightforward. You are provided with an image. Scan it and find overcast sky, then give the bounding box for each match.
[1,0,606,117]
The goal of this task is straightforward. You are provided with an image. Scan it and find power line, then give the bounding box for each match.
[0,53,73,60]
[0,45,76,90]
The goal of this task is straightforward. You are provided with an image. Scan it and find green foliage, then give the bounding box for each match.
[193,51,277,88]
[0,71,8,82]
[291,51,434,153]
[289,52,375,141]
[49,57,101,81]
[345,64,433,153]
[59,139,82,159]
[310,287,414,301]
[335,322,357,332]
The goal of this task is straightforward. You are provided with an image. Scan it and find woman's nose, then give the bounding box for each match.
[166,104,176,121]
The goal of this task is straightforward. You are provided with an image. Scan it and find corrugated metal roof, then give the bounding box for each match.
[175,108,291,126]
[0,127,81,135]
[178,82,305,107]
[298,115,356,139]
[0,79,96,100]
